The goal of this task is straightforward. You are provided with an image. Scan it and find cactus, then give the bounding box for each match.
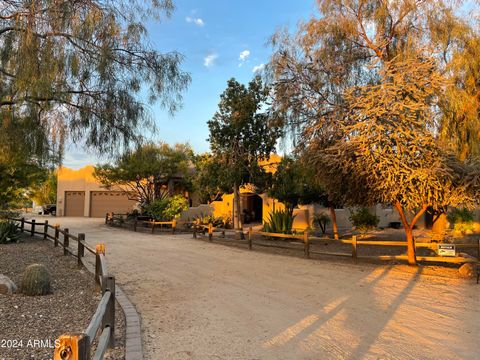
[21,264,51,296]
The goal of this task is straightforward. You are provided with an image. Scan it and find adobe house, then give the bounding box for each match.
[56,166,138,217]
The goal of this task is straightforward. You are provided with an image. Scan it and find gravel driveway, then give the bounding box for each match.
[48,217,479,360]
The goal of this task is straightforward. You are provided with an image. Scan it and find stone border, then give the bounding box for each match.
[81,258,143,360]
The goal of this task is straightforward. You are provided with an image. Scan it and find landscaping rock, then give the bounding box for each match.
[458,263,477,278]
[0,274,17,294]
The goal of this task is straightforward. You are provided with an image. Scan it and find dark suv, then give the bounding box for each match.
[43,204,56,216]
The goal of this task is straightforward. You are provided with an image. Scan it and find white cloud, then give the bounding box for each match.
[186,16,204,26]
[239,50,250,61]
[204,53,218,68]
[252,63,265,73]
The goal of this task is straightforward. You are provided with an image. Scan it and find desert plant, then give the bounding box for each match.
[447,208,475,234]
[0,220,20,244]
[314,213,330,235]
[194,214,225,227]
[21,264,51,296]
[163,195,189,220]
[263,210,296,234]
[447,208,474,224]
[349,208,379,233]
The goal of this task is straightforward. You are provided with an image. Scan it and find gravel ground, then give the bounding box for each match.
[51,218,479,360]
[0,234,125,360]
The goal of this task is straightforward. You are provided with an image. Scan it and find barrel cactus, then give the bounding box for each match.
[21,264,51,296]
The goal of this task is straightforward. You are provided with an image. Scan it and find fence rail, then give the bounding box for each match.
[8,218,116,360]
[102,213,480,268]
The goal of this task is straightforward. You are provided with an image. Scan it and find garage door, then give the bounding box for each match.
[65,191,85,217]
[90,191,137,218]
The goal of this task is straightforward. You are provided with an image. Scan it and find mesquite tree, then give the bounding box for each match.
[208,77,281,231]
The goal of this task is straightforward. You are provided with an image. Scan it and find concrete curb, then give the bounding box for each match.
[81,258,143,360]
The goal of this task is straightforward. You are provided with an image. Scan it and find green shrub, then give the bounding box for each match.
[145,195,188,221]
[194,213,225,227]
[349,208,379,232]
[447,208,474,224]
[163,195,189,220]
[263,210,296,234]
[0,220,20,244]
[314,213,330,234]
[21,264,51,296]
[447,208,475,234]
[0,210,20,220]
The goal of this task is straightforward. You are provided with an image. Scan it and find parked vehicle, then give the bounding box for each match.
[43,204,56,216]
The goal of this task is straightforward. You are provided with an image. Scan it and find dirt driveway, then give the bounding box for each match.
[49,217,479,360]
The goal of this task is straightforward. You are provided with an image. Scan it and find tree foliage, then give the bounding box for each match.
[208,77,281,229]
[267,156,326,212]
[30,169,57,205]
[269,0,480,263]
[94,142,194,208]
[0,0,190,162]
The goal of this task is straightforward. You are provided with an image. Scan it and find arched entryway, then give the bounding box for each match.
[242,193,263,224]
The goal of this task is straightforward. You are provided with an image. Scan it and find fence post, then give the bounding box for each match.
[31,219,35,237]
[248,227,253,250]
[20,217,25,233]
[208,223,213,242]
[43,220,48,240]
[477,238,480,261]
[193,225,197,238]
[133,218,137,232]
[304,231,310,258]
[172,219,177,234]
[95,244,106,291]
[63,228,69,256]
[77,233,85,268]
[54,225,60,247]
[352,235,357,263]
[53,334,89,360]
[151,221,155,234]
[102,276,116,348]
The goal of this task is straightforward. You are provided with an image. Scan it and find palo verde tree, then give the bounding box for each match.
[94,143,194,209]
[208,76,282,230]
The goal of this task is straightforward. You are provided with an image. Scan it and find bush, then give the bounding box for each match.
[163,195,189,220]
[145,195,189,221]
[263,210,296,234]
[0,220,20,244]
[0,210,20,219]
[447,208,475,234]
[314,213,330,234]
[447,208,474,224]
[349,208,379,232]
[195,214,225,227]
[21,264,51,296]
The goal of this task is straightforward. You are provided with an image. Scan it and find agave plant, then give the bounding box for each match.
[0,220,20,244]
[263,210,296,234]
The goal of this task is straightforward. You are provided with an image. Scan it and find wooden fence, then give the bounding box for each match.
[9,218,116,360]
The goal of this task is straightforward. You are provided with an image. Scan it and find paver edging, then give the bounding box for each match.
[81,257,143,360]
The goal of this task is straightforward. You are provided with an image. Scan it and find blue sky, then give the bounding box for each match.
[63,0,317,169]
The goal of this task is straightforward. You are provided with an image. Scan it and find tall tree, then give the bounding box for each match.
[0,0,190,162]
[314,57,480,265]
[269,0,480,262]
[94,143,194,209]
[208,77,281,231]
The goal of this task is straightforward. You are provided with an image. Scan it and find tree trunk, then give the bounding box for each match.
[233,184,243,229]
[404,226,416,266]
[329,206,339,240]
[394,202,427,266]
